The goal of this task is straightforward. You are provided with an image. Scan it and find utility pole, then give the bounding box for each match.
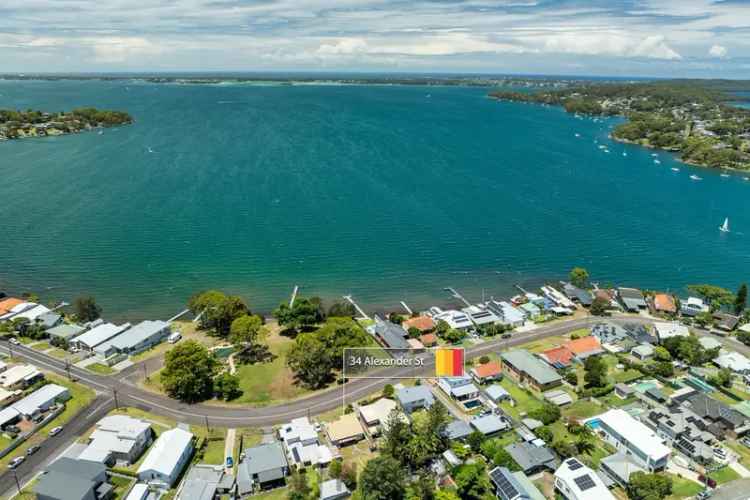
[204,416,210,435]
[142,363,148,381]
[12,470,20,495]
[113,388,119,410]
[65,358,72,380]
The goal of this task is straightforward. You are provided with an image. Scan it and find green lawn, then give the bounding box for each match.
[563,399,602,420]
[202,436,227,465]
[48,348,70,359]
[710,466,741,485]
[110,475,134,499]
[498,378,544,419]
[726,441,750,468]
[31,341,51,351]
[0,373,96,469]
[547,420,615,468]
[86,363,115,375]
[254,488,290,500]
[667,474,703,499]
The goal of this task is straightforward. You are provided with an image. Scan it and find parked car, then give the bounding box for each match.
[501,333,512,339]
[9,338,20,345]
[697,490,713,499]
[8,457,25,469]
[226,457,234,468]
[48,426,63,437]
[26,445,41,456]
[168,332,182,344]
[698,475,717,489]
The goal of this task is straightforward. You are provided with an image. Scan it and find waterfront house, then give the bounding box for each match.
[78,415,153,465]
[681,297,709,317]
[653,322,689,343]
[237,442,289,494]
[47,323,85,346]
[72,322,131,352]
[554,458,615,500]
[617,288,647,312]
[562,283,593,307]
[594,409,670,470]
[470,361,503,384]
[419,333,438,347]
[713,312,740,333]
[0,302,51,322]
[137,427,194,488]
[431,307,473,330]
[326,413,365,447]
[652,293,677,315]
[35,458,109,500]
[715,351,750,374]
[402,315,435,333]
[462,304,501,327]
[540,346,573,369]
[540,286,576,309]
[0,297,24,316]
[36,311,62,330]
[396,385,434,413]
[485,300,525,328]
[371,315,410,350]
[489,467,545,500]
[518,302,542,319]
[504,442,556,475]
[94,320,171,358]
[501,350,562,392]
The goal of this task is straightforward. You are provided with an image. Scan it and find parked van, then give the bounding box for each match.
[168,331,182,344]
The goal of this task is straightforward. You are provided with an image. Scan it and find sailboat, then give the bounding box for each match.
[719,218,730,233]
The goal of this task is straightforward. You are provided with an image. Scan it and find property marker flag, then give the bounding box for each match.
[435,348,464,377]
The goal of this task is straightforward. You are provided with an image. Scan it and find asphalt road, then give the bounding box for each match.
[0,395,114,499]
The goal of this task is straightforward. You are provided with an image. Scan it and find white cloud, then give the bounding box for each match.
[709,44,728,59]
[539,32,681,60]
[84,37,164,63]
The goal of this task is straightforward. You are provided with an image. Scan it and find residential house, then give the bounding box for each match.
[699,337,722,351]
[463,305,501,327]
[471,361,503,384]
[485,385,511,403]
[431,308,473,330]
[177,463,234,500]
[599,453,645,488]
[504,442,556,475]
[715,351,750,375]
[36,311,62,330]
[3,303,51,322]
[358,398,406,436]
[0,297,24,316]
[590,322,628,345]
[78,415,153,465]
[320,479,350,500]
[617,288,647,312]
[685,393,749,437]
[47,324,85,346]
[370,316,410,350]
[72,322,131,352]
[642,408,714,463]
[470,414,510,437]
[0,364,42,389]
[540,346,574,369]
[631,344,654,360]
[540,286,576,310]
[0,383,70,428]
[402,315,435,333]
[554,458,615,500]
[419,333,438,347]
[681,297,709,317]
[653,322,689,343]
[714,312,740,333]
[94,320,171,358]
[396,385,434,413]
[444,419,472,441]
[489,466,545,500]
[279,417,333,468]
[652,293,677,315]
[35,458,109,500]
[518,302,542,320]
[501,350,562,392]
[614,383,634,400]
[564,336,603,361]
[326,414,365,447]
[237,442,289,494]
[544,390,573,407]
[595,409,671,471]
[562,284,593,307]
[137,427,194,487]
[486,301,525,328]
[437,376,481,406]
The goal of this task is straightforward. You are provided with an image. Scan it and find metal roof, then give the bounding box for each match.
[501,350,561,385]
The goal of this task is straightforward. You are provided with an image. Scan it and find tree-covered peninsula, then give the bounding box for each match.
[490,80,750,171]
[0,107,132,141]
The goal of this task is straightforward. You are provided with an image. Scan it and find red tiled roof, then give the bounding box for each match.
[0,298,23,315]
[565,336,602,355]
[541,346,573,366]
[403,316,435,332]
[420,333,438,346]
[654,293,677,313]
[472,361,502,379]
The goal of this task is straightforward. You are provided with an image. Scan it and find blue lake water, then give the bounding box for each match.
[1,80,749,320]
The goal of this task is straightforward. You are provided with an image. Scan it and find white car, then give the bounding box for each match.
[8,456,25,469]
[48,426,63,437]
[9,338,20,346]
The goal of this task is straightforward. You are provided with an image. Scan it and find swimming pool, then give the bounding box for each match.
[586,418,602,429]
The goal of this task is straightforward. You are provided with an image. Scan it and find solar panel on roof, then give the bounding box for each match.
[489,469,519,499]
[566,458,583,470]
[574,474,597,491]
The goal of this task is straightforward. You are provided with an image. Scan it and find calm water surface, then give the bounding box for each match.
[1,80,748,320]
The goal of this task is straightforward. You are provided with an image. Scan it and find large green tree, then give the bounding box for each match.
[188,290,249,337]
[213,372,241,400]
[627,472,672,500]
[736,283,748,315]
[359,456,406,500]
[273,297,325,332]
[286,333,333,389]
[687,284,735,307]
[454,463,492,500]
[529,401,561,425]
[583,355,608,388]
[229,314,267,348]
[569,267,590,288]
[161,340,217,403]
[74,295,102,322]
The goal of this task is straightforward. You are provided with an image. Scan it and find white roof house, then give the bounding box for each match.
[78,415,152,464]
[137,427,194,487]
[0,364,41,388]
[431,308,473,330]
[10,304,52,322]
[595,409,671,470]
[73,323,130,350]
[13,384,69,416]
[278,416,333,468]
[96,320,170,356]
[462,305,500,326]
[540,286,576,309]
[0,302,37,320]
[358,398,407,434]
[280,417,318,447]
[486,301,526,326]
[653,322,690,342]
[554,458,614,500]
[715,351,750,374]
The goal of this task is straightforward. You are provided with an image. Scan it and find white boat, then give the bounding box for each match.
[622,152,627,157]
[690,174,702,181]
[598,145,606,150]
[651,153,658,157]
[719,218,730,233]
[97,130,103,135]
[575,133,581,138]
[744,177,750,181]
[671,167,680,172]
[720,173,730,178]
[654,159,661,164]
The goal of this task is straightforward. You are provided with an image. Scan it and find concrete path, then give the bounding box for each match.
[227,352,237,375]
[224,428,236,474]
[729,459,750,478]
[667,460,702,484]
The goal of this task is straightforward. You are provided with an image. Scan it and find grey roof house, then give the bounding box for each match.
[35,458,109,500]
[177,463,234,500]
[501,350,562,391]
[489,466,545,500]
[320,479,350,500]
[396,385,434,413]
[371,316,410,350]
[47,324,85,344]
[504,442,556,475]
[444,419,472,441]
[237,442,289,495]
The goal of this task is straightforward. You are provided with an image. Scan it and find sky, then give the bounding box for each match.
[1,0,750,78]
